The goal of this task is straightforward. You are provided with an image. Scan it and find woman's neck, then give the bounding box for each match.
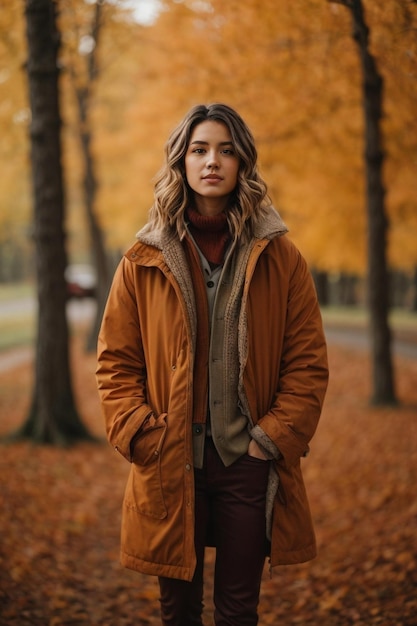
[192,195,229,217]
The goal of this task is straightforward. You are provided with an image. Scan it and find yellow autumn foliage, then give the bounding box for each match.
[0,0,416,274]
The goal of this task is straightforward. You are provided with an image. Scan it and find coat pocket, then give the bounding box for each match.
[127,413,168,519]
[131,412,167,466]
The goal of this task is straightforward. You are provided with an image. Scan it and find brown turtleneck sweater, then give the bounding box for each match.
[186,208,231,267]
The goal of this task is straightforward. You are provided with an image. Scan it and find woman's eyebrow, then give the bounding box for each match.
[189,140,234,146]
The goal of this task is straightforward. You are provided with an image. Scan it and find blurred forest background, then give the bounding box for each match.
[1,3,417,622]
[1,0,416,306]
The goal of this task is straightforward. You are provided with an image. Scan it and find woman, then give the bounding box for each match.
[96,103,328,625]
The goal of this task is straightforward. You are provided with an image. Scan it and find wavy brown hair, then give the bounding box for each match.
[144,103,272,241]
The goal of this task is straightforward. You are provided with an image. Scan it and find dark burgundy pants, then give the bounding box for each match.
[158,437,270,626]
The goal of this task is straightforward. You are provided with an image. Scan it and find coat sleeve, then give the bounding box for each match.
[96,257,154,462]
[255,247,329,469]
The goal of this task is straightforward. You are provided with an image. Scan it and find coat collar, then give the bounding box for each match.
[135,205,288,250]
[253,205,288,240]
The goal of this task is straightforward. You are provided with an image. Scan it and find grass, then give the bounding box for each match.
[0,316,35,351]
[320,305,417,331]
[0,282,34,302]
[0,282,36,351]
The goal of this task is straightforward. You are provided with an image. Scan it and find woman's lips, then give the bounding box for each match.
[203,174,222,181]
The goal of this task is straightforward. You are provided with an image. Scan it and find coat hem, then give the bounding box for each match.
[270,545,317,567]
[121,552,195,582]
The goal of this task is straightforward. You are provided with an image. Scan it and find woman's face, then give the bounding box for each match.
[184,120,239,216]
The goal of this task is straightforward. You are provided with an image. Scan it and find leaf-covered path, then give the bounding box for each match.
[1,337,416,625]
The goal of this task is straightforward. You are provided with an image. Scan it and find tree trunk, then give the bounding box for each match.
[76,82,111,352]
[313,269,329,306]
[339,273,358,306]
[334,0,397,405]
[411,267,417,312]
[72,2,112,352]
[16,0,93,444]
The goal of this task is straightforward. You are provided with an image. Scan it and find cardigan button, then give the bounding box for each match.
[207,280,214,288]
[193,424,203,435]
[185,463,191,471]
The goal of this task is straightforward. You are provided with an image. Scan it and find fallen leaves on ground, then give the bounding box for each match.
[0,333,416,625]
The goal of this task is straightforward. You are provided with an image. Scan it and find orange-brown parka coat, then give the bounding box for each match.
[96,208,328,582]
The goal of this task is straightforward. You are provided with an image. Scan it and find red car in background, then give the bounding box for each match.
[65,264,96,299]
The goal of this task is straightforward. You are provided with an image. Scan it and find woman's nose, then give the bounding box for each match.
[206,151,219,169]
